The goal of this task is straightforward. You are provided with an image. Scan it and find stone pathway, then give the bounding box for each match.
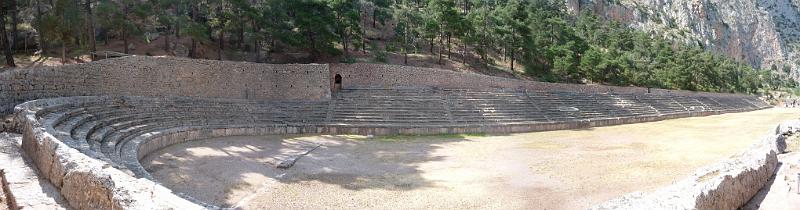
[0,133,70,210]
[0,169,12,210]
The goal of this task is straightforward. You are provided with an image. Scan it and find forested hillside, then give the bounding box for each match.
[0,0,796,94]
[566,0,800,82]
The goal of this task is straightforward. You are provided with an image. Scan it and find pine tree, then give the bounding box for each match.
[42,0,84,63]
[1,0,16,67]
[329,0,362,60]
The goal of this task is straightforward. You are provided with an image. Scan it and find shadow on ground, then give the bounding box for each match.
[142,134,484,207]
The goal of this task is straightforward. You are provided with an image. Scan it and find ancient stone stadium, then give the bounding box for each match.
[1,56,799,210]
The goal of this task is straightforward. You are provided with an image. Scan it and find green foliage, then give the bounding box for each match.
[484,0,793,94]
[373,43,387,63]
[341,56,356,63]
[20,0,796,94]
[41,0,83,44]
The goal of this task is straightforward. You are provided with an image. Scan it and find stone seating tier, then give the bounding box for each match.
[12,87,769,209]
[27,88,765,173]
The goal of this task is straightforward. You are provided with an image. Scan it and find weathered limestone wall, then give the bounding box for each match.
[14,99,203,210]
[0,56,331,114]
[330,63,744,97]
[592,120,800,210]
[93,57,330,101]
[1,57,763,115]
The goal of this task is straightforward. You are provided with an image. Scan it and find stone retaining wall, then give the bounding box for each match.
[0,56,331,114]
[1,57,762,116]
[330,63,745,97]
[591,120,800,210]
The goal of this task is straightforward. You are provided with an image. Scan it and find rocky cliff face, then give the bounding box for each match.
[568,0,800,79]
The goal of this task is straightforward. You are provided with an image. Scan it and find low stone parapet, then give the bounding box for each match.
[592,121,800,210]
[14,98,203,210]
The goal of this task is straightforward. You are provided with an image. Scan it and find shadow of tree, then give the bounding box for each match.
[142,134,476,208]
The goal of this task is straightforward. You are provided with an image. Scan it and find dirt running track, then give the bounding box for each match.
[143,108,800,210]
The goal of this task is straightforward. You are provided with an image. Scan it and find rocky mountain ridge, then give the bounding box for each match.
[568,0,800,79]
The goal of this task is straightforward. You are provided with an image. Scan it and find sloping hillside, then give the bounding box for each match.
[568,0,800,79]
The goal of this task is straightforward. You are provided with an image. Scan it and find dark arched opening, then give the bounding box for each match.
[334,74,342,92]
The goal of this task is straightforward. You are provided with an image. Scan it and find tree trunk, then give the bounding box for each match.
[123,28,128,54]
[429,37,434,54]
[175,21,181,39]
[438,32,444,65]
[36,0,46,54]
[164,25,171,52]
[85,0,96,60]
[175,4,182,39]
[190,39,196,58]
[189,5,197,58]
[237,11,244,49]
[0,6,15,67]
[342,31,349,59]
[481,33,489,63]
[218,28,224,60]
[481,16,487,64]
[447,33,451,59]
[269,35,276,57]
[362,28,366,53]
[361,8,367,53]
[252,20,260,62]
[403,26,408,65]
[61,33,67,64]
[510,27,515,71]
[463,42,467,65]
[217,4,225,60]
[10,0,18,53]
[309,33,318,62]
[511,51,515,71]
[123,3,129,54]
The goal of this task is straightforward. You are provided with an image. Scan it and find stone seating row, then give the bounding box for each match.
[21,88,767,176]
[13,88,768,209]
[329,88,768,125]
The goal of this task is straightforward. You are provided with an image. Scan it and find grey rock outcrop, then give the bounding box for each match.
[569,0,800,79]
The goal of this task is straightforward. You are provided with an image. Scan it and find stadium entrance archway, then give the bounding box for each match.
[334,74,342,92]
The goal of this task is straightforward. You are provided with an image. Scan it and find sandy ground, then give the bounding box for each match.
[143,108,800,210]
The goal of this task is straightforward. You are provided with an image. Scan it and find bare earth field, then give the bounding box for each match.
[143,108,800,210]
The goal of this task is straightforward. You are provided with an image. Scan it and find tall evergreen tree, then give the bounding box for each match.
[1,0,15,67]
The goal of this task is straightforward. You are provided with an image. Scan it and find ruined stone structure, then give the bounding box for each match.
[0,56,775,209]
